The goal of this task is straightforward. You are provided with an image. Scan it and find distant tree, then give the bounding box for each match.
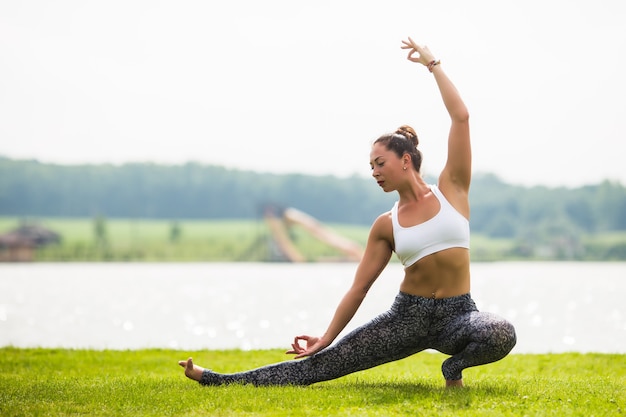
[169,221,182,243]
[1,157,625,240]
[93,215,108,248]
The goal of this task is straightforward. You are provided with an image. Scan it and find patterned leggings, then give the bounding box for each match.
[199,292,516,386]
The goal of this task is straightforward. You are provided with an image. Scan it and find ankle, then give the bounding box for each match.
[446,379,464,388]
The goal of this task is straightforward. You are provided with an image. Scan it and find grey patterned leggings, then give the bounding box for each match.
[199,292,516,386]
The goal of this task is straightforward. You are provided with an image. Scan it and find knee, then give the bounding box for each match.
[495,319,517,356]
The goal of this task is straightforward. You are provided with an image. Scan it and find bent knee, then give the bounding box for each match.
[494,319,517,355]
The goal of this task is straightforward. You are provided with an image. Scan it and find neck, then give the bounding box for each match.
[397,174,430,203]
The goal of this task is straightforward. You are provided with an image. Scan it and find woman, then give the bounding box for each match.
[179,37,516,388]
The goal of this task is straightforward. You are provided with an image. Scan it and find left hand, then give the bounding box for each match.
[285,335,329,359]
[401,37,435,67]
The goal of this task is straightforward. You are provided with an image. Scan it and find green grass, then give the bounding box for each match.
[0,348,623,416]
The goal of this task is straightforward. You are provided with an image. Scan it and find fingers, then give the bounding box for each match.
[401,37,423,63]
[286,342,303,354]
[285,336,307,355]
[286,335,320,358]
[401,37,419,50]
[401,37,436,67]
[286,347,310,358]
[294,343,322,359]
[294,347,315,359]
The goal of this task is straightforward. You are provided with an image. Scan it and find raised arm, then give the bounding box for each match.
[286,214,393,359]
[401,38,471,213]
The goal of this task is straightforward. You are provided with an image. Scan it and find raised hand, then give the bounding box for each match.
[401,37,436,67]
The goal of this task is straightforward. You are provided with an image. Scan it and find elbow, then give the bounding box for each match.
[453,109,470,124]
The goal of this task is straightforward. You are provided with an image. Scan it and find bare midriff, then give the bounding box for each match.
[399,247,471,299]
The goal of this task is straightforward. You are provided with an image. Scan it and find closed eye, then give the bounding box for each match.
[370,156,385,170]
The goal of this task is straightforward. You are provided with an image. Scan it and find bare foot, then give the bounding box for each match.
[446,379,464,388]
[178,357,205,382]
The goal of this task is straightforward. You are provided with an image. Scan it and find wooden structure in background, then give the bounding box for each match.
[0,224,61,262]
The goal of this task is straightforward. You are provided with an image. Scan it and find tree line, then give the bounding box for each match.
[2,156,626,241]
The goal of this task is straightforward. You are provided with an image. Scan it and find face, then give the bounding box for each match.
[369,142,404,192]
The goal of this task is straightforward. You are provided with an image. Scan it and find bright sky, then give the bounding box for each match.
[1,0,625,187]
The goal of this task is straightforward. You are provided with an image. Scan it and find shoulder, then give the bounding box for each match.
[364,211,394,253]
[373,210,392,226]
[370,211,393,241]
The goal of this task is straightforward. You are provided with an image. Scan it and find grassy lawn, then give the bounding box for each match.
[0,348,623,416]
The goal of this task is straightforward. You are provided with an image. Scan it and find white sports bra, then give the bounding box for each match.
[391,184,470,268]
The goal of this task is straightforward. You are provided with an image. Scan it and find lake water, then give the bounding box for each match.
[0,262,624,354]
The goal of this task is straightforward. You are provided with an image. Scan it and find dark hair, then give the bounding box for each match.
[373,125,422,172]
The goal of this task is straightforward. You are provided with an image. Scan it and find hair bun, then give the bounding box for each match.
[395,125,419,147]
